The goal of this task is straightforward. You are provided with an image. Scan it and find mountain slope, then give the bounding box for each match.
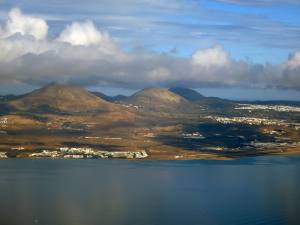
[169,87,204,102]
[9,83,121,113]
[91,92,128,102]
[124,88,193,112]
[169,87,234,109]
[90,91,113,102]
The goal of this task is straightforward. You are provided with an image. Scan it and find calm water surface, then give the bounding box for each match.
[0,155,299,225]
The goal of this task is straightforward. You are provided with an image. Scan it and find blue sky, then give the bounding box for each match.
[0,0,300,100]
[1,0,300,63]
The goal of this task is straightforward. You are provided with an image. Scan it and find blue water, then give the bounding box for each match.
[0,155,299,225]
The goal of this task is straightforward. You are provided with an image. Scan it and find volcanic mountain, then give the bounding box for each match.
[91,91,128,102]
[9,83,121,113]
[123,88,194,112]
[169,87,233,109]
[169,87,204,102]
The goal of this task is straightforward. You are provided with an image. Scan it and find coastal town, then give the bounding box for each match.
[30,147,148,159]
[205,115,300,128]
[0,149,149,160]
[235,104,300,113]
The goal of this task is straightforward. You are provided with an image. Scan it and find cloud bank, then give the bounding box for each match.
[0,8,299,90]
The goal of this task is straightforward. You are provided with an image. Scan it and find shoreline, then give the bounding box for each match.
[1,148,299,161]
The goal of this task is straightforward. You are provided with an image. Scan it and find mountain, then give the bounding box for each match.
[169,87,204,102]
[9,82,121,113]
[0,94,19,102]
[169,87,233,109]
[112,95,128,102]
[90,91,112,102]
[123,88,193,112]
[91,92,128,102]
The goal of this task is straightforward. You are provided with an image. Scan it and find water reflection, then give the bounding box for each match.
[0,156,299,225]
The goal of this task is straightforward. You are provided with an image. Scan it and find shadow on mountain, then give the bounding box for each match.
[0,103,13,116]
[91,91,128,102]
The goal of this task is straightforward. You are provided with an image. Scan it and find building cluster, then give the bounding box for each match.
[206,116,291,126]
[30,150,61,158]
[198,140,300,152]
[46,121,98,131]
[174,155,184,159]
[268,130,285,135]
[82,136,122,140]
[235,104,300,113]
[103,137,122,140]
[182,132,205,139]
[201,146,226,151]
[207,115,300,130]
[206,115,284,126]
[29,147,148,159]
[0,152,7,158]
[84,136,101,139]
[11,146,25,151]
[121,104,140,110]
[0,117,8,124]
[0,117,8,128]
[247,141,300,149]
[143,133,156,138]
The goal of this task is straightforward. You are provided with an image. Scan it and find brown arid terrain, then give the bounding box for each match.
[123,87,195,112]
[0,83,300,160]
[9,82,122,113]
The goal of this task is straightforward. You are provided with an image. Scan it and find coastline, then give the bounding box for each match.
[1,147,300,161]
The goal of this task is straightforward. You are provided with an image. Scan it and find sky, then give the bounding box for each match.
[0,0,300,100]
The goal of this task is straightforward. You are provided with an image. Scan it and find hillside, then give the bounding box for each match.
[169,87,234,109]
[9,83,122,113]
[169,87,204,102]
[123,88,194,112]
[91,92,128,102]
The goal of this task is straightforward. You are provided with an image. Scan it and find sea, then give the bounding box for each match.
[0,155,299,225]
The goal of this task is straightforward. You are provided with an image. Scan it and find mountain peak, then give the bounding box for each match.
[132,88,187,103]
[43,81,64,88]
[124,87,192,112]
[9,83,121,113]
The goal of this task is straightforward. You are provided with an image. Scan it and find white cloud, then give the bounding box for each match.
[57,20,120,56]
[286,51,300,70]
[57,21,110,46]
[0,8,300,91]
[0,10,119,62]
[191,45,230,67]
[0,36,53,62]
[147,67,171,80]
[0,8,48,40]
